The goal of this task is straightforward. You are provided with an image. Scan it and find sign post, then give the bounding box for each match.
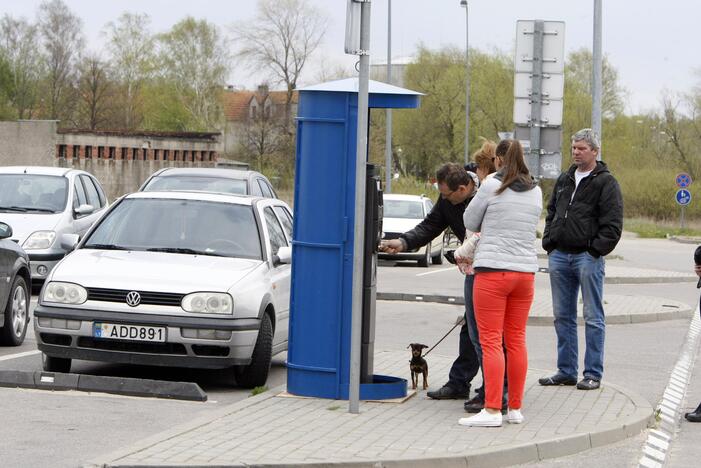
[675,172,692,229]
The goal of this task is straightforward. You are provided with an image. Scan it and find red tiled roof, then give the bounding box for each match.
[223,89,298,122]
[223,91,255,121]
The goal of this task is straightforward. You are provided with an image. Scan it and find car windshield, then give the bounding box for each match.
[383,200,425,219]
[0,174,68,213]
[83,198,262,259]
[142,176,248,195]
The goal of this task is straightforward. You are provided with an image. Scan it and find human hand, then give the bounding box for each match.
[380,239,404,254]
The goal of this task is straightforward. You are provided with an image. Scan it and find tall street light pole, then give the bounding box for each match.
[592,0,603,159]
[460,0,470,164]
[385,0,393,193]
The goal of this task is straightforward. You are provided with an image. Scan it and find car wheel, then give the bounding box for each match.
[234,313,273,389]
[432,243,444,265]
[42,353,71,373]
[417,246,430,268]
[0,276,29,346]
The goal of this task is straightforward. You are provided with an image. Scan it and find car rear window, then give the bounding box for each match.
[383,200,425,219]
[142,176,248,195]
[84,198,262,260]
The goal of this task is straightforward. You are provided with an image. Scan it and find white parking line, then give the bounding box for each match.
[638,308,701,467]
[415,267,456,277]
[0,350,41,362]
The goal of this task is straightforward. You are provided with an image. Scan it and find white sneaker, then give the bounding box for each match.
[507,409,524,424]
[458,409,502,427]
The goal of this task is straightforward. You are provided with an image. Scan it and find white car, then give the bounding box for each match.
[380,194,444,267]
[0,167,109,283]
[34,191,293,388]
[139,167,278,199]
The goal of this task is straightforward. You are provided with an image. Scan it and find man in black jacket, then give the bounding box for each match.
[381,163,480,400]
[539,128,623,391]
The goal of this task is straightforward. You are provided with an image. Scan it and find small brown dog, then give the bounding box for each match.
[408,343,429,390]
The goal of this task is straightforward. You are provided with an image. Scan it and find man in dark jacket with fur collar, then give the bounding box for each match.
[539,128,623,391]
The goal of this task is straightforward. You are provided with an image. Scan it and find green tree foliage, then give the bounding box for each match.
[0,53,14,119]
[393,46,513,179]
[103,12,155,129]
[156,17,229,131]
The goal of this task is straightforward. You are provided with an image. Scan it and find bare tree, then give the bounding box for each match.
[232,0,327,131]
[103,12,155,129]
[37,0,84,120]
[76,53,113,129]
[158,17,229,130]
[0,15,43,119]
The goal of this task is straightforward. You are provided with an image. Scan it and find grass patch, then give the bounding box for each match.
[625,217,701,238]
[250,386,268,396]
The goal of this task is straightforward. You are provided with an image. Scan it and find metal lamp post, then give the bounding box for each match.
[460,0,470,164]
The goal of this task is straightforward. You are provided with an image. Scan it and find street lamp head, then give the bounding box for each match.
[460,0,467,6]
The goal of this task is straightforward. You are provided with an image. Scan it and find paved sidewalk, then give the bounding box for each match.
[378,291,693,325]
[87,351,653,468]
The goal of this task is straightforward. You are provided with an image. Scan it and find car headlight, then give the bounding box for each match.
[181,292,233,314]
[23,231,56,250]
[43,282,88,305]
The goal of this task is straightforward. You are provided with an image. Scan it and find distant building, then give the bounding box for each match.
[369,56,415,88]
[222,84,299,156]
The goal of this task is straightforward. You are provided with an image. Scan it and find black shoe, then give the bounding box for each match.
[685,403,701,422]
[464,395,484,413]
[576,378,601,390]
[426,385,469,400]
[539,374,577,386]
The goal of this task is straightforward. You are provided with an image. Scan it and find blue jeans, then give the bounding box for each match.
[446,275,480,392]
[548,249,606,380]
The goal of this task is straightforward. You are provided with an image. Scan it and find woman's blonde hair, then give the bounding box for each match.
[495,140,533,195]
[471,139,496,174]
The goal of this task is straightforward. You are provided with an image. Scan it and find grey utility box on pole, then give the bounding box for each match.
[513,20,565,179]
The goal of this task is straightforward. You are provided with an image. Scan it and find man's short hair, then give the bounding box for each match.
[572,128,600,151]
[436,163,470,191]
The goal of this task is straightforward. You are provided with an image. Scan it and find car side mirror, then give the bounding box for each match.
[60,233,80,252]
[274,246,292,266]
[0,222,12,239]
[74,204,95,216]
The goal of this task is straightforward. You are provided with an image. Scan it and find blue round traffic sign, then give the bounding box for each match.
[676,173,692,188]
[676,189,692,206]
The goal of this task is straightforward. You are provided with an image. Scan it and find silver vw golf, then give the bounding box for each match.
[34,191,292,388]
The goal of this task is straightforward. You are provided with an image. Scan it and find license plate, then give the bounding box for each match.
[93,323,166,342]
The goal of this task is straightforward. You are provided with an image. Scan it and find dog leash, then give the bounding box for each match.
[422,317,465,358]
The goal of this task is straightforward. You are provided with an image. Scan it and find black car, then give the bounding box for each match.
[0,222,31,345]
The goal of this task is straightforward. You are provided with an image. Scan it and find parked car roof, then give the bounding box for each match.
[149,167,259,178]
[383,193,432,201]
[125,190,260,206]
[0,166,75,176]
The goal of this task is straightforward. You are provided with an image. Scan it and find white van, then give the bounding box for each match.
[0,167,109,283]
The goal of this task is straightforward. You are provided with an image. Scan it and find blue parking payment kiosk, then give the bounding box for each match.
[287,79,421,400]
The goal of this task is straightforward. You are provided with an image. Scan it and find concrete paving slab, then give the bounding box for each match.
[86,351,653,468]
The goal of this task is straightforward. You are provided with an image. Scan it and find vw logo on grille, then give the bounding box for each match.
[125,291,141,307]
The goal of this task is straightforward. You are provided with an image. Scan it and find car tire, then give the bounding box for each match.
[432,244,444,265]
[417,246,430,268]
[0,276,29,346]
[42,353,71,373]
[234,313,273,389]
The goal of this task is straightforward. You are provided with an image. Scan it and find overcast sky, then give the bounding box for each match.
[3,0,700,114]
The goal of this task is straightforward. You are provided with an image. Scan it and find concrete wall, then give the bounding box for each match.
[0,120,219,201]
[0,120,57,166]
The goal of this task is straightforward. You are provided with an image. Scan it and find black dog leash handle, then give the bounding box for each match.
[422,317,465,358]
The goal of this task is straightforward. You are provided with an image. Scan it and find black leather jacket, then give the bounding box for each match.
[399,196,469,250]
[542,161,623,257]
